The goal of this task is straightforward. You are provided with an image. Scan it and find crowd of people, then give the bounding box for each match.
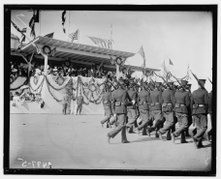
[100,76,213,149]
[10,60,118,82]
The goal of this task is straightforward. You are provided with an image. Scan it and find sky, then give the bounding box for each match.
[11,10,213,91]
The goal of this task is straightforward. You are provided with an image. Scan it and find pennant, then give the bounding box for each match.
[88,36,113,49]
[44,32,54,38]
[11,20,26,46]
[62,10,66,33]
[137,46,146,68]
[68,29,79,42]
[169,59,174,65]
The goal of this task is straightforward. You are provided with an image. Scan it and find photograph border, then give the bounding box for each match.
[4,4,217,176]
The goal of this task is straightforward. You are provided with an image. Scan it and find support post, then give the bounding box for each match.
[116,64,120,80]
[43,54,48,75]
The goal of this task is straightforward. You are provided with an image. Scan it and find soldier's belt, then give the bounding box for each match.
[162,103,172,107]
[150,102,159,106]
[139,101,147,105]
[175,103,185,108]
[193,104,205,108]
[103,100,109,104]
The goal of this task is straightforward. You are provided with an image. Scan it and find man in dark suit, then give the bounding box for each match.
[107,78,131,144]
[191,79,209,148]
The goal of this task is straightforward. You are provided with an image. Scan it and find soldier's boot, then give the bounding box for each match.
[155,129,159,138]
[181,131,188,143]
[166,130,171,140]
[107,134,111,144]
[185,128,191,137]
[197,140,204,148]
[171,133,176,143]
[158,131,163,140]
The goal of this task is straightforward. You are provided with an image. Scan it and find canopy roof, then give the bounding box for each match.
[11,36,160,72]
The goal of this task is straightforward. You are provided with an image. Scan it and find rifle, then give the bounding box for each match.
[170,73,186,91]
[208,77,212,85]
[190,70,205,90]
[153,71,170,88]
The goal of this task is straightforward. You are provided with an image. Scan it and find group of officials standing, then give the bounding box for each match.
[100,77,213,149]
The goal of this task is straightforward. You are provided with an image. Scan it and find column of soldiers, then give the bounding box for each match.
[100,76,212,149]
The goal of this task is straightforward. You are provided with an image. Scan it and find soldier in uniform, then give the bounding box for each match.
[126,82,138,133]
[172,80,190,143]
[158,82,175,140]
[137,82,152,135]
[207,89,212,142]
[148,82,163,138]
[107,78,131,143]
[185,83,193,137]
[100,84,113,128]
[191,79,209,148]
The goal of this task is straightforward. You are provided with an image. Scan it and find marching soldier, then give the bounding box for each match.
[158,82,176,140]
[171,80,190,143]
[148,82,164,138]
[191,79,209,148]
[207,89,213,142]
[126,82,138,133]
[107,78,131,144]
[100,84,113,128]
[137,82,152,135]
[185,83,193,137]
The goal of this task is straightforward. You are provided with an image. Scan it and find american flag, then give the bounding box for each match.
[68,29,79,42]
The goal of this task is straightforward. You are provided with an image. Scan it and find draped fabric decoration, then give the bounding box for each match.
[10,75,106,114]
[78,76,105,104]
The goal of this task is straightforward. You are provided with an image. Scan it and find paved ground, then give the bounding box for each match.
[9,114,212,171]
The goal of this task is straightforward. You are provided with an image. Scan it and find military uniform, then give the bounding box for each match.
[126,85,138,133]
[207,90,212,141]
[191,79,209,148]
[149,82,163,137]
[172,81,190,143]
[158,83,175,139]
[107,80,130,143]
[100,87,113,128]
[137,85,151,135]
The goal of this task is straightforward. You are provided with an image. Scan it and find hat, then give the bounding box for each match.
[155,82,162,87]
[167,82,174,86]
[186,83,192,87]
[198,79,206,85]
[181,80,188,86]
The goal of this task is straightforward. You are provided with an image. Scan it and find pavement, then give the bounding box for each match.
[9,114,212,171]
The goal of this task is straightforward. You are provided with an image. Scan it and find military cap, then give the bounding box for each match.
[198,79,206,84]
[181,80,188,86]
[155,82,162,87]
[186,83,192,87]
[167,82,174,86]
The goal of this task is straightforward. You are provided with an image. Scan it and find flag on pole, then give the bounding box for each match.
[169,59,174,65]
[11,20,27,44]
[88,36,113,49]
[44,32,54,38]
[29,10,39,38]
[62,10,66,33]
[137,46,146,68]
[68,29,79,42]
